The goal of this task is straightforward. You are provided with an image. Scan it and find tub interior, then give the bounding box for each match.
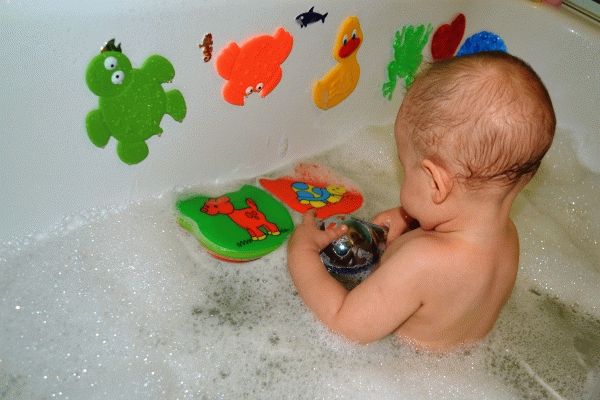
[1,0,600,399]
[2,126,600,399]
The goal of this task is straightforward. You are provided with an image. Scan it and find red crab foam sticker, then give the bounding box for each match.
[259,163,363,219]
[215,27,294,106]
[431,13,466,61]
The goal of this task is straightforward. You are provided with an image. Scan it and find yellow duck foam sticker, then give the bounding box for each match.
[313,16,363,110]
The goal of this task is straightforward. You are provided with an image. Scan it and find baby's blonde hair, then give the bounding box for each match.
[400,51,556,187]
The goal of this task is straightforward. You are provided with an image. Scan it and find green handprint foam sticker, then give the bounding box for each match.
[85,39,187,165]
[382,23,433,100]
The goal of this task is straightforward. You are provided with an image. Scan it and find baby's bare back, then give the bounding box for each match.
[382,222,519,350]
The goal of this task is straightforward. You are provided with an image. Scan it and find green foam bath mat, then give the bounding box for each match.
[176,185,294,262]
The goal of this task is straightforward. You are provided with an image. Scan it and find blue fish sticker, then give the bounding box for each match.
[296,6,328,28]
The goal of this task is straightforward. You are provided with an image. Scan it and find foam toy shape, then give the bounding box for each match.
[176,185,293,262]
[215,27,293,106]
[313,16,363,110]
[259,164,363,219]
[296,6,328,28]
[85,39,187,165]
[382,23,433,100]
[456,31,507,57]
[431,13,466,61]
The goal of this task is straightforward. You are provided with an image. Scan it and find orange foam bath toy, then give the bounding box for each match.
[313,16,363,110]
[259,163,363,219]
[215,27,293,106]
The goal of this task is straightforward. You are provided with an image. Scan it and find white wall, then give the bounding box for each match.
[1,0,598,241]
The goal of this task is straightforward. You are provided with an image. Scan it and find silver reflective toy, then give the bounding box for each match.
[319,215,388,286]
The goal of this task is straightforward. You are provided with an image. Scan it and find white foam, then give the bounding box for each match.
[1,126,599,399]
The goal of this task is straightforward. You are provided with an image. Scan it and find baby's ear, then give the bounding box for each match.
[422,159,453,204]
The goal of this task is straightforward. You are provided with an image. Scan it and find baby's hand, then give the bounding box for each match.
[288,210,348,255]
[372,206,417,244]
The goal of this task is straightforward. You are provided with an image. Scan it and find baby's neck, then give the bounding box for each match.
[432,184,520,237]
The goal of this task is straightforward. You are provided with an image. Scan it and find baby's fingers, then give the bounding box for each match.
[301,209,318,226]
[301,211,347,247]
[372,213,391,228]
[323,222,347,239]
[318,221,348,249]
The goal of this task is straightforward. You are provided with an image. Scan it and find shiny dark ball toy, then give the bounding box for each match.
[319,215,388,286]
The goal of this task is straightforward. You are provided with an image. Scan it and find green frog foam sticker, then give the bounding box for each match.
[85,39,187,164]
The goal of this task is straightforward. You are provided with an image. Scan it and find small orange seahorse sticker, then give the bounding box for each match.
[199,33,213,62]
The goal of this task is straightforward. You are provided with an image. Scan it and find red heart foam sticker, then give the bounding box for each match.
[431,13,466,61]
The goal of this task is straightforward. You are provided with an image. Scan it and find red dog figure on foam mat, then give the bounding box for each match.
[201,196,281,241]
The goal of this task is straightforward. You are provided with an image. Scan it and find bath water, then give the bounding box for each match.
[1,126,599,399]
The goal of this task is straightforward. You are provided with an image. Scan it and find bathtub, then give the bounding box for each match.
[1,0,599,399]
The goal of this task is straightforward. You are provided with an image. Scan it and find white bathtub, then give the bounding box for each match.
[1,1,600,399]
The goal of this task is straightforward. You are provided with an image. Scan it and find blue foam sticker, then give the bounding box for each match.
[456,31,507,57]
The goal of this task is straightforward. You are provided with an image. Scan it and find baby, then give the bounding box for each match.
[287,51,556,351]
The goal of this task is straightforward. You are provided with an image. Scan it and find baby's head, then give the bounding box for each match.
[396,51,555,189]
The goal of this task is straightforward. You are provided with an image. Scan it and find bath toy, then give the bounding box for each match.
[215,27,293,106]
[291,182,345,208]
[296,6,328,28]
[176,185,293,262]
[313,16,363,110]
[199,33,213,62]
[456,31,507,57]
[259,163,363,218]
[85,39,187,165]
[431,13,466,61]
[382,23,433,99]
[319,215,388,287]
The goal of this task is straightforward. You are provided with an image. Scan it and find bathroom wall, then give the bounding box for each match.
[1,0,598,241]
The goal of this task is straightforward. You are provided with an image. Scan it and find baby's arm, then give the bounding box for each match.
[287,211,350,323]
[372,206,418,244]
[287,211,425,343]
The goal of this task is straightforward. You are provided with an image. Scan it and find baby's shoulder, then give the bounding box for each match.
[382,230,459,270]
